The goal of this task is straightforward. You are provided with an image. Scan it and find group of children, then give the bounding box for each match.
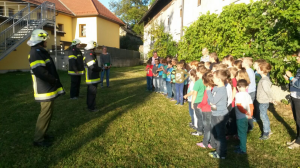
[145,53,274,159]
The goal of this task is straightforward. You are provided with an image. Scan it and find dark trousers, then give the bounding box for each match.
[183,84,188,99]
[202,112,212,147]
[291,97,300,144]
[146,76,153,91]
[194,103,203,133]
[211,114,228,158]
[237,117,248,152]
[172,83,176,98]
[70,75,81,98]
[248,92,255,130]
[34,101,54,142]
[87,84,98,110]
[175,83,184,105]
[227,107,237,135]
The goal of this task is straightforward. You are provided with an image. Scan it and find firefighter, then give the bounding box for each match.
[84,40,102,112]
[68,39,84,99]
[27,29,65,147]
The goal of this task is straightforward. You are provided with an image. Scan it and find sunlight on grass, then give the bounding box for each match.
[0,66,299,167]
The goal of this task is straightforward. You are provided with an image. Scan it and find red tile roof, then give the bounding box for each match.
[22,0,125,25]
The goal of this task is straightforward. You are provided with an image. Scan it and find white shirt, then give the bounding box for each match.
[200,55,210,62]
[226,83,232,107]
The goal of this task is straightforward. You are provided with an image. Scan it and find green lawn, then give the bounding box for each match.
[0,66,299,167]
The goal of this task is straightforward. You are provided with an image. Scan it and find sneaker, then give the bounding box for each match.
[253,118,257,122]
[208,151,225,159]
[170,98,176,101]
[207,144,213,149]
[287,139,296,146]
[175,102,179,105]
[70,97,78,100]
[288,143,300,149]
[88,108,99,112]
[189,122,194,128]
[191,131,203,136]
[196,142,206,148]
[259,135,269,140]
[234,148,247,154]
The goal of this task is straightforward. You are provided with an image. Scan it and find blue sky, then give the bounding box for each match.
[98,0,111,9]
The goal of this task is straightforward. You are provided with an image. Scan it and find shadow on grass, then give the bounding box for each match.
[268,103,296,140]
[0,69,152,167]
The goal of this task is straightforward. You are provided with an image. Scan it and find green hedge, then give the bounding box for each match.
[177,0,300,85]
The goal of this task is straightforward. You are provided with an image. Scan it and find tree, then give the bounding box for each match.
[109,0,149,35]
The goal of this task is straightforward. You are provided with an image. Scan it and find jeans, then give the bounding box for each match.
[227,107,237,135]
[158,76,162,92]
[146,76,153,91]
[100,69,110,87]
[237,117,248,152]
[248,92,255,130]
[166,81,172,98]
[153,77,160,92]
[194,103,203,133]
[291,97,300,144]
[162,78,167,94]
[210,114,228,158]
[188,102,194,124]
[202,112,212,147]
[259,103,271,134]
[175,83,184,104]
[172,83,176,98]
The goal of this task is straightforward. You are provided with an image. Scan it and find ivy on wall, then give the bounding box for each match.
[177,0,300,85]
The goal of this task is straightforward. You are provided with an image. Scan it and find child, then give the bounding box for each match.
[196,71,214,149]
[234,60,243,71]
[235,79,254,154]
[164,61,173,98]
[170,58,178,101]
[184,69,197,128]
[257,62,273,140]
[209,52,220,70]
[145,60,153,91]
[157,59,164,93]
[181,60,189,102]
[158,59,168,95]
[166,55,172,62]
[152,59,160,93]
[205,62,211,70]
[223,55,235,68]
[206,70,229,159]
[191,66,207,136]
[175,62,189,105]
[190,60,200,70]
[242,57,256,131]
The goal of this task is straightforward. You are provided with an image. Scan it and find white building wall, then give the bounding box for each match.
[143,0,254,59]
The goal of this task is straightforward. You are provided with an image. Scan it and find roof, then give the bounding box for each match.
[120,26,141,38]
[22,0,125,25]
[22,0,73,15]
[60,0,125,25]
[138,0,172,25]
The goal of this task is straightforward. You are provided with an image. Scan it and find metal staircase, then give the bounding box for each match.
[0,1,56,61]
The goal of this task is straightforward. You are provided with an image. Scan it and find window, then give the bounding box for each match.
[8,8,14,17]
[0,7,3,16]
[79,24,86,37]
[57,24,63,31]
[198,0,201,6]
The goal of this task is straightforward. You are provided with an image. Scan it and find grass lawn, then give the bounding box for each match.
[0,65,299,167]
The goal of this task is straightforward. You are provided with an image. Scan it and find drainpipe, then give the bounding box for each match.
[180,0,184,38]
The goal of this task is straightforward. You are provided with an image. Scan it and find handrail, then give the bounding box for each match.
[0,4,30,32]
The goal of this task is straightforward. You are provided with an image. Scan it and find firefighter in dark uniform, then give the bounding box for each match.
[68,39,84,99]
[84,40,102,112]
[27,29,65,147]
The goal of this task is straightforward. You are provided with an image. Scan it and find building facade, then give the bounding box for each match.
[140,0,255,59]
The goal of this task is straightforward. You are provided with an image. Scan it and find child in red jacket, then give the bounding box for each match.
[197,70,215,148]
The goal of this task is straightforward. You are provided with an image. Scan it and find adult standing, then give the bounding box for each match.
[27,29,65,147]
[84,41,102,112]
[100,46,112,88]
[200,48,210,62]
[148,51,160,65]
[284,49,300,149]
[68,39,84,99]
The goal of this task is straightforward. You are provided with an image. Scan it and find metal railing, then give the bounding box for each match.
[0,1,55,60]
[0,3,30,33]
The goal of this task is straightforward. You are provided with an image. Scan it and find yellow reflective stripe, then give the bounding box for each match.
[83,57,86,60]
[68,55,77,59]
[87,60,95,66]
[31,75,37,94]
[30,60,45,68]
[28,54,30,59]
[86,78,101,84]
[34,87,64,98]
[68,71,84,74]
[45,59,50,63]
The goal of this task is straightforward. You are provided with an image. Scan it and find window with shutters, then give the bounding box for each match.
[198,0,201,6]
[79,24,86,37]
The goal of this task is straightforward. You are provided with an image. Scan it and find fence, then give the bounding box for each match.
[50,47,141,71]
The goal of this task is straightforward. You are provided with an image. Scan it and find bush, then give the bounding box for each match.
[178,0,300,85]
